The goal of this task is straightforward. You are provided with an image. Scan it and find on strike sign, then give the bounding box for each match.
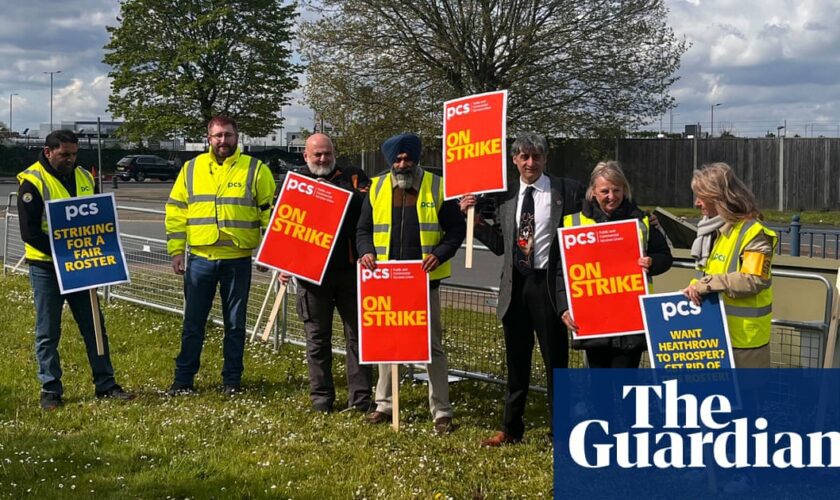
[558,219,648,339]
[358,261,431,364]
[442,90,507,199]
[255,172,351,285]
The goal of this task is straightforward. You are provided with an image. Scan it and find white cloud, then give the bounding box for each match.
[3,0,840,140]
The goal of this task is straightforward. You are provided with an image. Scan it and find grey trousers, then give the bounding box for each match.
[373,287,453,420]
[297,269,373,410]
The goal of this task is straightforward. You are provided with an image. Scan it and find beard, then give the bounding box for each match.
[212,142,236,160]
[308,159,335,177]
[392,166,416,189]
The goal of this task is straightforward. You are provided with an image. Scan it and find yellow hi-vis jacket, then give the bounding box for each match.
[697,219,777,348]
[165,147,275,260]
[368,170,450,281]
[563,212,653,289]
[17,162,96,262]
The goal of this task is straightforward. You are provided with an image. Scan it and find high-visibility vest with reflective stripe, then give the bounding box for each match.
[700,219,777,348]
[16,162,96,262]
[563,211,653,289]
[166,153,262,253]
[368,170,451,281]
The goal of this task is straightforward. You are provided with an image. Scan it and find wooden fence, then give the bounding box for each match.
[347,137,840,211]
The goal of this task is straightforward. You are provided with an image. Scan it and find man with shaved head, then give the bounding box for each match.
[281,133,373,413]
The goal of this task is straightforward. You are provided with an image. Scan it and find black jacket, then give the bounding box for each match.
[473,174,585,320]
[299,165,370,274]
[18,152,97,272]
[356,171,466,287]
[567,197,673,351]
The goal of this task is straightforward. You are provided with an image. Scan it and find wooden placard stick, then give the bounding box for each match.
[465,206,475,269]
[391,364,400,432]
[249,270,278,343]
[89,288,105,356]
[12,254,26,273]
[260,282,287,342]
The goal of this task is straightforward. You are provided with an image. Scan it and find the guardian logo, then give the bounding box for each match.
[569,379,840,469]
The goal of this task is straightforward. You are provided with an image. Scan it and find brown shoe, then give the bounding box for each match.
[481,431,521,447]
[434,416,454,435]
[365,411,391,425]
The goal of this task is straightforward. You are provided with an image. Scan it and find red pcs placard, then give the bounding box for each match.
[358,261,431,364]
[442,90,508,199]
[255,172,352,285]
[558,219,648,339]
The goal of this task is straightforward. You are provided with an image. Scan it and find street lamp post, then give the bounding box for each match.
[44,70,62,131]
[710,103,722,138]
[9,92,18,138]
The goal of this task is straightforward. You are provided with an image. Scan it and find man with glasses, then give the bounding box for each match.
[165,115,276,396]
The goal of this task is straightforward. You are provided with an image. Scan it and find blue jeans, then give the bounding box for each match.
[174,255,252,386]
[29,265,116,395]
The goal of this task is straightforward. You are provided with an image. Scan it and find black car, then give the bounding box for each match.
[116,155,179,181]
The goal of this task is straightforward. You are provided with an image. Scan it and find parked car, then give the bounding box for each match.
[116,155,179,181]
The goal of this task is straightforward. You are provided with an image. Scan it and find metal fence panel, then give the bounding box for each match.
[3,203,834,391]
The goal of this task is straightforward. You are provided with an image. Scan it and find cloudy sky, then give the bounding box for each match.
[1,0,839,140]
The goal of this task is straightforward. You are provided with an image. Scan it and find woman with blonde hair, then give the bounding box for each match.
[560,160,673,368]
[682,162,777,368]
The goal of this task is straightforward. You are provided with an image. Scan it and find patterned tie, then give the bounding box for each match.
[514,186,535,274]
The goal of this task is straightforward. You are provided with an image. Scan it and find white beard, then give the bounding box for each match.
[308,163,335,176]
[394,172,414,189]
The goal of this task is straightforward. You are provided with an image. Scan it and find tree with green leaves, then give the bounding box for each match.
[299,0,686,153]
[104,0,299,141]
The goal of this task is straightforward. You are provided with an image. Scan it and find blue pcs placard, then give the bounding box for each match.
[640,292,735,370]
[46,192,129,294]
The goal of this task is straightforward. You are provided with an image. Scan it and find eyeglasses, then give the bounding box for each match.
[209,132,236,140]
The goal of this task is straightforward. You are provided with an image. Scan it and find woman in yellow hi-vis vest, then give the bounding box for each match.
[682,163,777,368]
[560,161,673,368]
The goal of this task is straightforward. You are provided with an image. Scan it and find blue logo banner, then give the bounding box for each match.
[46,193,129,294]
[641,292,734,370]
[553,369,840,499]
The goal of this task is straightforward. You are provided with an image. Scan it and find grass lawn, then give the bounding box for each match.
[0,273,554,498]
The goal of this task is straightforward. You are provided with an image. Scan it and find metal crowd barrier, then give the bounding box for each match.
[3,196,836,393]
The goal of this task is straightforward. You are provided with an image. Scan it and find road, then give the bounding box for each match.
[0,179,504,288]
[4,179,837,278]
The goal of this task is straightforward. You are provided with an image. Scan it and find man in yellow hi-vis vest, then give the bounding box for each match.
[165,116,275,396]
[17,130,135,410]
[357,133,466,435]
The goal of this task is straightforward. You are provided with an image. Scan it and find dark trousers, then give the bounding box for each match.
[174,256,252,386]
[297,268,372,410]
[585,346,644,368]
[500,270,568,439]
[29,265,117,395]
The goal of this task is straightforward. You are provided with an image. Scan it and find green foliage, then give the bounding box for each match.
[104,0,299,141]
[0,273,554,497]
[300,0,687,154]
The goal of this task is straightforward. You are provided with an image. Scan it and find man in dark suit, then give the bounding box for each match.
[460,132,583,446]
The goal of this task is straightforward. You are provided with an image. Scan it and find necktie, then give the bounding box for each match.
[515,186,535,274]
